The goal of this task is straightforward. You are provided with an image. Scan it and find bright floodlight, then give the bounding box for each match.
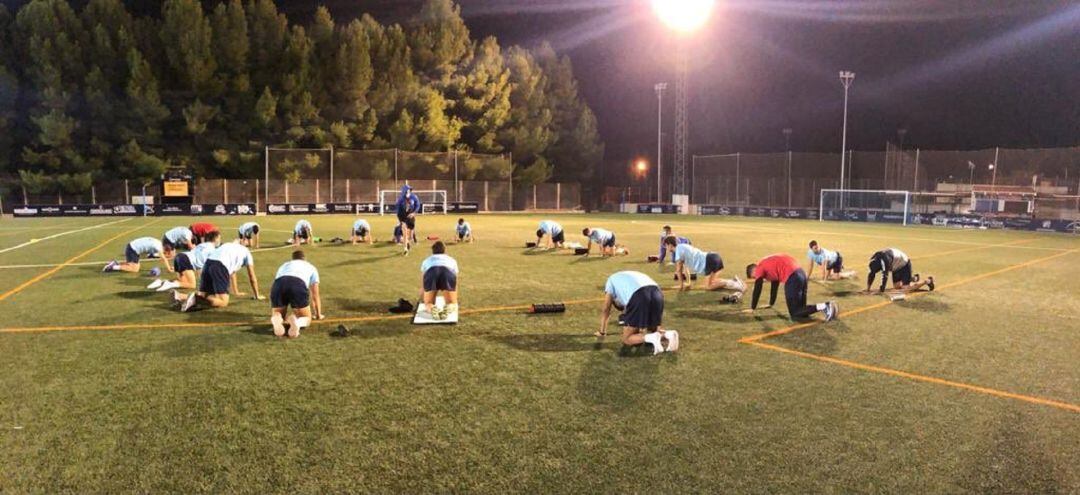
[636,160,649,172]
[652,0,715,33]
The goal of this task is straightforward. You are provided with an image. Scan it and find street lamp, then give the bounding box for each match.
[838,70,855,209]
[783,128,792,207]
[655,82,668,203]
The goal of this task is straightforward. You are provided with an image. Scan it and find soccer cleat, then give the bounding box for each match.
[444,303,458,318]
[286,314,300,338]
[181,292,198,312]
[156,280,180,292]
[147,279,164,290]
[664,330,679,352]
[102,261,118,272]
[824,301,839,321]
[271,313,286,337]
[643,332,664,355]
[927,276,935,291]
[731,275,747,293]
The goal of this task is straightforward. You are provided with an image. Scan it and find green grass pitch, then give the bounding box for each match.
[0,213,1077,493]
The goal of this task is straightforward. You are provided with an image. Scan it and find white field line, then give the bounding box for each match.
[0,218,134,255]
[0,242,296,269]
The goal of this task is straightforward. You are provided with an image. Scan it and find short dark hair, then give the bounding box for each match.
[582,228,590,235]
[292,250,305,260]
[809,240,818,248]
[745,263,757,279]
[663,235,678,247]
[662,225,672,231]
[536,228,544,238]
[432,241,446,254]
[250,225,259,235]
[206,231,221,242]
[458,218,464,224]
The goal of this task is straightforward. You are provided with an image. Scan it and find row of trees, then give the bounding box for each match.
[0,0,604,196]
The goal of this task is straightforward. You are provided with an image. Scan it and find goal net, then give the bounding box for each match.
[378,189,448,215]
[819,189,912,225]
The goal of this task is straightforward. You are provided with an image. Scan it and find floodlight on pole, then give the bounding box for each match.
[652,0,716,33]
[655,82,667,202]
[838,70,855,209]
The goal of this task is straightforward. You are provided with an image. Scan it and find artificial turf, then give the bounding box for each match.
[0,213,1077,493]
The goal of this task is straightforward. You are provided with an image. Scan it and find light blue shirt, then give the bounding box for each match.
[184,242,216,270]
[604,271,658,307]
[539,220,562,236]
[457,222,471,236]
[294,220,312,235]
[420,254,459,275]
[129,237,163,257]
[208,242,254,274]
[353,219,370,233]
[674,244,708,274]
[164,227,193,245]
[275,259,320,287]
[588,228,614,244]
[238,222,259,236]
[807,247,838,266]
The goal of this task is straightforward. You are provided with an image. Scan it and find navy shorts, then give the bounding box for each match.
[295,230,309,240]
[457,231,468,240]
[398,213,416,230]
[704,253,724,275]
[602,235,616,248]
[622,286,664,329]
[124,245,140,263]
[893,261,913,285]
[270,276,310,309]
[199,259,231,295]
[827,253,844,273]
[353,227,368,237]
[423,266,457,292]
[174,253,195,273]
[784,268,809,318]
[238,229,254,240]
[552,231,565,244]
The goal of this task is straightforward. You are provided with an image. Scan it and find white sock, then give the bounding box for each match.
[296,316,311,329]
[816,303,827,311]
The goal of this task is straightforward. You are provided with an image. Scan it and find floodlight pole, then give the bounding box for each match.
[991,147,999,191]
[783,128,792,207]
[838,71,855,209]
[655,82,667,203]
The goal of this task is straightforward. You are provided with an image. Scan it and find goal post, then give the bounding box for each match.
[378,189,448,215]
[819,189,912,225]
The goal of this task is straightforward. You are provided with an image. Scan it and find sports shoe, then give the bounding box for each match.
[271,313,286,337]
[102,261,118,272]
[731,275,747,293]
[331,324,350,337]
[170,290,184,308]
[156,280,180,292]
[824,301,839,321]
[147,279,164,290]
[664,330,679,352]
[444,303,458,318]
[643,332,664,355]
[431,305,447,321]
[286,314,300,338]
[181,292,198,312]
[913,273,921,283]
[927,276,935,291]
[296,316,311,329]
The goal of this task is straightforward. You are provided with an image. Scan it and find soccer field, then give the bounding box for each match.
[1,213,1077,493]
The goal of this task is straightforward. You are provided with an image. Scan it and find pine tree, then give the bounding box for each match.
[449,36,511,153]
[535,42,603,182]
[409,0,470,82]
[0,5,17,171]
[161,0,218,97]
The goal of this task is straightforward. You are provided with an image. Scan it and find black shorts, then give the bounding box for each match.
[422,266,457,292]
[457,231,468,240]
[200,259,231,295]
[270,276,310,309]
[295,230,309,240]
[827,253,844,273]
[174,253,195,273]
[893,261,913,285]
[353,228,368,237]
[622,286,664,329]
[602,235,616,248]
[238,229,254,240]
[124,245,140,263]
[398,213,416,230]
[784,268,809,318]
[704,253,724,275]
[552,231,565,244]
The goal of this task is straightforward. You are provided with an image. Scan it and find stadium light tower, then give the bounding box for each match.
[783,128,793,207]
[838,70,855,208]
[655,82,668,202]
[652,0,716,200]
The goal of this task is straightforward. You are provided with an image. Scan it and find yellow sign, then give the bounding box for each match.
[163,181,189,197]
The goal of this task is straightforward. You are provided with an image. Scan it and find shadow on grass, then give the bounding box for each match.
[142,327,265,357]
[896,297,951,313]
[327,253,400,268]
[770,320,848,355]
[489,333,616,353]
[577,342,673,410]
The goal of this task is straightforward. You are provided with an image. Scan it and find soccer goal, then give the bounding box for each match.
[378,189,448,215]
[819,189,912,225]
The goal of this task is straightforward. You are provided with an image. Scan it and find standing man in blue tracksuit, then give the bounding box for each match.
[396,184,422,256]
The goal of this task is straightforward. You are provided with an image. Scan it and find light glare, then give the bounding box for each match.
[652,0,716,33]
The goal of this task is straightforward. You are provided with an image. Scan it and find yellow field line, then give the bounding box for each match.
[916,238,1036,259]
[0,219,160,303]
[738,248,1079,412]
[745,341,1080,413]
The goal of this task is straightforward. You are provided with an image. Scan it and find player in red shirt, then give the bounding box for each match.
[189,222,219,244]
[745,253,838,321]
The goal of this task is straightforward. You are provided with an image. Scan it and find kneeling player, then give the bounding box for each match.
[270,250,324,338]
[596,270,677,353]
[237,222,260,248]
[149,231,220,292]
[189,222,219,244]
[536,220,565,249]
[746,254,838,321]
[292,219,314,246]
[103,237,165,273]
[163,226,195,252]
[866,247,935,293]
[807,240,855,281]
[583,227,626,257]
[177,242,263,311]
[666,237,745,293]
[419,241,459,320]
[393,224,417,245]
[351,218,373,245]
[657,225,690,264]
[455,218,474,243]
